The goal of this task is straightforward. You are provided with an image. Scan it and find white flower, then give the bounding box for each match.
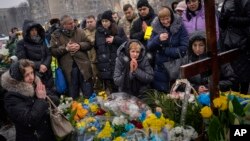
[188,95,195,103]
[184,126,198,139]
[112,115,128,125]
[174,126,184,134]
[169,126,185,141]
[112,117,120,125]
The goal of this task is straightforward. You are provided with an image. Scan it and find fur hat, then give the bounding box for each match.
[9,61,23,81]
[137,0,150,8]
[101,10,114,22]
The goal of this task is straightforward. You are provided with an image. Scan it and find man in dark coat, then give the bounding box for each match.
[50,15,93,99]
[113,39,153,97]
[130,0,156,46]
[16,20,54,90]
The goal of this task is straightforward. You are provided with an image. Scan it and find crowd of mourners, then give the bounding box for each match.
[0,0,249,140]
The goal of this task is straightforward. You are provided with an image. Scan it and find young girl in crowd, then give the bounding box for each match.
[113,40,153,97]
[1,59,58,141]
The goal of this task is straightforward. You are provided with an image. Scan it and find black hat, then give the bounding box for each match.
[137,0,150,8]
[9,61,23,81]
[101,10,114,22]
[49,18,60,25]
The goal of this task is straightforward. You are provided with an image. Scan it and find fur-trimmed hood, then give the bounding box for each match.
[117,39,146,63]
[151,14,182,35]
[1,71,41,97]
[22,20,45,44]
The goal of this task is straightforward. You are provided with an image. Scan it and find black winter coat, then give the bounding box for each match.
[219,0,250,51]
[16,21,53,88]
[95,23,127,80]
[219,0,250,82]
[1,71,59,141]
[113,40,154,96]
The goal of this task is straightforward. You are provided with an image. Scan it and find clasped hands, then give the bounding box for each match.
[35,82,47,99]
[130,58,138,73]
[66,40,80,54]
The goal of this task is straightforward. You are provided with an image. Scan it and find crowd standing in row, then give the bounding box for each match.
[0,0,249,140]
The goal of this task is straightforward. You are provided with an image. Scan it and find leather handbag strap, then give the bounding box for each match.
[46,96,57,110]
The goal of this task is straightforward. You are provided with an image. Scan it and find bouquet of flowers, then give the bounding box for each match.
[199,91,250,141]
[99,92,151,119]
[143,79,203,141]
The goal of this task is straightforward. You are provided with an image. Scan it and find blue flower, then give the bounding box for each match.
[197,93,210,106]
[89,93,97,103]
[155,112,162,118]
[125,123,135,132]
[139,112,146,122]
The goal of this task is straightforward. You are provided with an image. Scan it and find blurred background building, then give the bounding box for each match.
[1,0,222,34]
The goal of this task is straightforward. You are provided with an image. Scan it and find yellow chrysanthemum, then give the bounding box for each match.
[98,91,108,100]
[165,118,175,129]
[76,121,86,129]
[113,136,126,141]
[142,113,166,133]
[97,121,113,139]
[90,104,99,113]
[84,99,89,105]
[200,106,213,118]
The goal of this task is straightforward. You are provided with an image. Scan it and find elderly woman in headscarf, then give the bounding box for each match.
[147,6,189,92]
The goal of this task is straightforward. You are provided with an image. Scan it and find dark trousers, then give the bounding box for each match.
[69,63,93,99]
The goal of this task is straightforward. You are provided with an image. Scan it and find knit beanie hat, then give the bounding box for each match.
[189,30,206,44]
[101,10,114,22]
[9,61,23,81]
[137,0,150,8]
[175,1,187,11]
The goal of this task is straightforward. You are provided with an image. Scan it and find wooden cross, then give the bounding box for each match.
[180,0,240,107]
